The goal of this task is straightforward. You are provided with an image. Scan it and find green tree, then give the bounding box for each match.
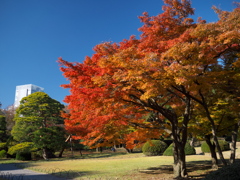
[11,92,66,159]
[0,115,8,142]
[2,105,16,134]
[33,126,67,159]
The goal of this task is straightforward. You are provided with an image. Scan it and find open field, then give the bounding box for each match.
[1,144,240,180]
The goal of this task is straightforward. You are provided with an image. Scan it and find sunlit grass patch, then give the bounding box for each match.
[20,152,173,179]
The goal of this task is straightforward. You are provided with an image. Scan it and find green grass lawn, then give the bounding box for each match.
[18,152,175,179]
[13,149,214,179]
[1,146,240,179]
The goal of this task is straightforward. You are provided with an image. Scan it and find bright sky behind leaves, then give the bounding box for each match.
[0,0,236,108]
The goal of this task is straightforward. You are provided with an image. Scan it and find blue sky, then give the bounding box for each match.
[0,0,237,108]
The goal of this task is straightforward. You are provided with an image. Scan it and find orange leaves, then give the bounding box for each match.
[218,30,240,45]
[58,49,142,147]
[58,1,240,150]
[163,0,194,19]
[125,128,163,149]
[138,1,195,55]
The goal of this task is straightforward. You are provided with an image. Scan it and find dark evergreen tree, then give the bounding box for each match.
[11,92,66,159]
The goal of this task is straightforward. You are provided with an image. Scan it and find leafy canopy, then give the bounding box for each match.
[58,1,240,149]
[11,92,66,155]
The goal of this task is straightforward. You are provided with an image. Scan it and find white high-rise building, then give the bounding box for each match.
[14,84,44,107]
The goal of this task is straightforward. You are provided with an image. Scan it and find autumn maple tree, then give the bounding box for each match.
[59,0,240,178]
[164,5,240,166]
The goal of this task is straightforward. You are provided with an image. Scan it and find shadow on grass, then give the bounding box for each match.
[13,162,99,179]
[0,158,17,164]
[138,160,214,179]
[51,169,99,179]
[138,164,173,174]
[55,152,128,161]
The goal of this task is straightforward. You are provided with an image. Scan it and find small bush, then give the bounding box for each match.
[0,150,6,158]
[204,162,240,180]
[201,140,230,153]
[185,142,196,155]
[163,142,196,156]
[142,140,167,156]
[8,142,35,155]
[16,152,32,161]
[0,142,7,150]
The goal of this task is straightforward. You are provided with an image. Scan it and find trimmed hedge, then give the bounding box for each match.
[204,162,240,180]
[142,140,167,156]
[8,142,35,155]
[0,150,6,158]
[0,142,7,150]
[201,140,230,153]
[16,152,32,161]
[163,142,196,156]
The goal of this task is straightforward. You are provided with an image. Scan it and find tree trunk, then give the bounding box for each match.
[205,135,218,169]
[171,120,188,178]
[171,96,190,178]
[203,104,227,166]
[42,148,55,160]
[58,147,65,158]
[212,135,227,166]
[173,141,188,178]
[189,137,196,147]
[229,123,239,164]
[96,147,103,153]
[42,148,49,160]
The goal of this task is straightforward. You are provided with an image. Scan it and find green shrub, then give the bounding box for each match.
[8,142,36,155]
[16,152,32,161]
[0,150,6,158]
[201,140,230,153]
[0,142,7,150]
[204,162,240,180]
[163,142,196,156]
[185,142,196,155]
[142,140,167,156]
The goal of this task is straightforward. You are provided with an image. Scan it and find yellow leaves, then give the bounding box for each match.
[140,81,153,90]
[218,30,240,44]
[162,41,201,66]
[140,89,158,100]
[175,77,187,85]
[214,99,228,106]
[191,23,217,37]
